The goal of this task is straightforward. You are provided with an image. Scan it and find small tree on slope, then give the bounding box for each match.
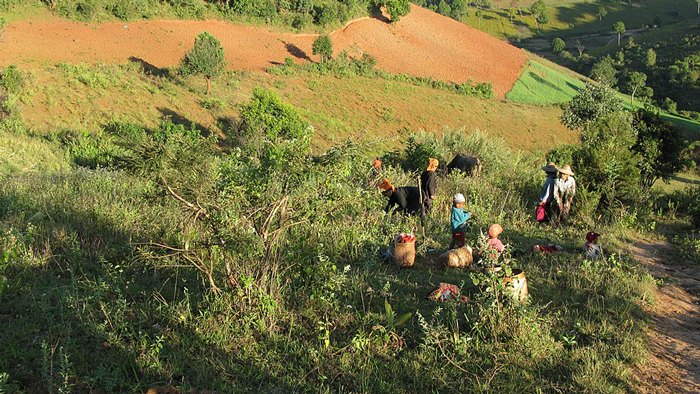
[180,32,227,95]
[312,35,333,62]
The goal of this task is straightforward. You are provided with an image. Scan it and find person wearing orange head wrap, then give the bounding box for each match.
[420,158,439,215]
[379,179,422,215]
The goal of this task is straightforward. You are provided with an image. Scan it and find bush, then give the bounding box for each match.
[236,87,313,171]
[551,38,565,54]
[312,35,333,62]
[385,0,410,22]
[0,66,24,95]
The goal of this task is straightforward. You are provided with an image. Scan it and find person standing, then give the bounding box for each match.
[449,193,471,249]
[554,165,576,222]
[537,162,558,223]
[420,158,439,215]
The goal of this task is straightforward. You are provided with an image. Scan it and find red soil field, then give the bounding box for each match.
[0,5,526,98]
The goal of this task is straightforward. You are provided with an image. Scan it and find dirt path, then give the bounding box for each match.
[631,241,700,394]
[0,5,525,98]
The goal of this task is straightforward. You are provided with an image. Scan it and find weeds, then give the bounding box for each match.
[0,89,668,393]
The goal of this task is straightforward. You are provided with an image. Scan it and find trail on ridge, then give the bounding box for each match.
[632,241,700,394]
[0,5,526,98]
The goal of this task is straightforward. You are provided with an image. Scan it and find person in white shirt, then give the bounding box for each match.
[554,165,576,222]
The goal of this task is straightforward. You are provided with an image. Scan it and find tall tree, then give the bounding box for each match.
[597,6,607,22]
[613,21,626,46]
[507,8,517,25]
[180,32,226,95]
[632,110,687,189]
[591,56,618,87]
[626,71,648,106]
[529,0,547,29]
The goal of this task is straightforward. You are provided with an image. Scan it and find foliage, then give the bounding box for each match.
[561,82,624,130]
[631,110,687,189]
[551,37,565,54]
[235,87,313,172]
[623,71,651,105]
[269,51,494,99]
[590,55,617,87]
[180,32,227,95]
[312,35,333,62]
[0,66,24,95]
[384,0,411,22]
[562,111,643,215]
[613,21,625,45]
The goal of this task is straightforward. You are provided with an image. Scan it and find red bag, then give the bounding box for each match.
[536,204,546,222]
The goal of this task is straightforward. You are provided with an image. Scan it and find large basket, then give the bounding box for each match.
[391,242,416,268]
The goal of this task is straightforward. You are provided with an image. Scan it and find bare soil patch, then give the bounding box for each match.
[0,5,525,98]
[631,241,700,394]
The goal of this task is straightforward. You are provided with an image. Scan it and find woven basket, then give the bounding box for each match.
[391,242,416,268]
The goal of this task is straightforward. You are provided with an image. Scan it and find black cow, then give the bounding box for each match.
[447,154,482,177]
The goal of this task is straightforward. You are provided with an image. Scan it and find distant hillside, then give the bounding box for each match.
[0,5,526,97]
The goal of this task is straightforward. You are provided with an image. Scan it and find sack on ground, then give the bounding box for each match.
[439,245,473,268]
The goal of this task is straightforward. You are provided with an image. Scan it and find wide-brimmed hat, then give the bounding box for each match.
[559,164,574,176]
[541,162,558,173]
[586,231,601,242]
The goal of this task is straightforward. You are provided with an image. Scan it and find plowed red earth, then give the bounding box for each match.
[0,5,526,98]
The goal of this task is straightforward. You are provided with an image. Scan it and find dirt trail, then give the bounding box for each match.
[631,241,700,394]
[0,5,526,98]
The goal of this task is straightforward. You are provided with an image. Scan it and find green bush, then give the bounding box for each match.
[0,66,24,95]
[236,87,313,170]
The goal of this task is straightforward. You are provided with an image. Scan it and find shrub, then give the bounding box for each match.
[236,87,313,171]
[385,0,410,22]
[312,35,333,62]
[0,65,24,95]
[551,38,565,54]
[562,82,624,130]
[632,109,687,189]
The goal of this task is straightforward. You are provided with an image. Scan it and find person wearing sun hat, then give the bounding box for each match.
[537,162,559,223]
[420,158,439,215]
[554,164,576,222]
[449,193,471,249]
[379,179,422,215]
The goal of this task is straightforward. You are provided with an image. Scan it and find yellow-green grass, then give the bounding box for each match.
[15,62,577,154]
[0,130,68,174]
[506,59,586,105]
[460,0,696,41]
[505,56,700,137]
[654,170,700,193]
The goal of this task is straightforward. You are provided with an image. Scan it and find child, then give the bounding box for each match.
[583,231,602,260]
[487,224,505,259]
[450,193,471,249]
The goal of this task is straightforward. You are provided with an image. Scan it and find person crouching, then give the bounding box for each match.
[379,179,422,215]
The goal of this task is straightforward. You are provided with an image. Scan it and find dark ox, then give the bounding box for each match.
[447,154,482,177]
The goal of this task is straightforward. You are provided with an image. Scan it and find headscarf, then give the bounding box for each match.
[378,178,395,192]
[427,158,439,172]
[586,232,601,243]
[373,159,382,168]
[488,224,503,238]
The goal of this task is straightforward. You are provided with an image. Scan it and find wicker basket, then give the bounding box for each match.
[391,242,416,268]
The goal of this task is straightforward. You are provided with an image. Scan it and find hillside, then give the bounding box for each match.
[0,5,526,98]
